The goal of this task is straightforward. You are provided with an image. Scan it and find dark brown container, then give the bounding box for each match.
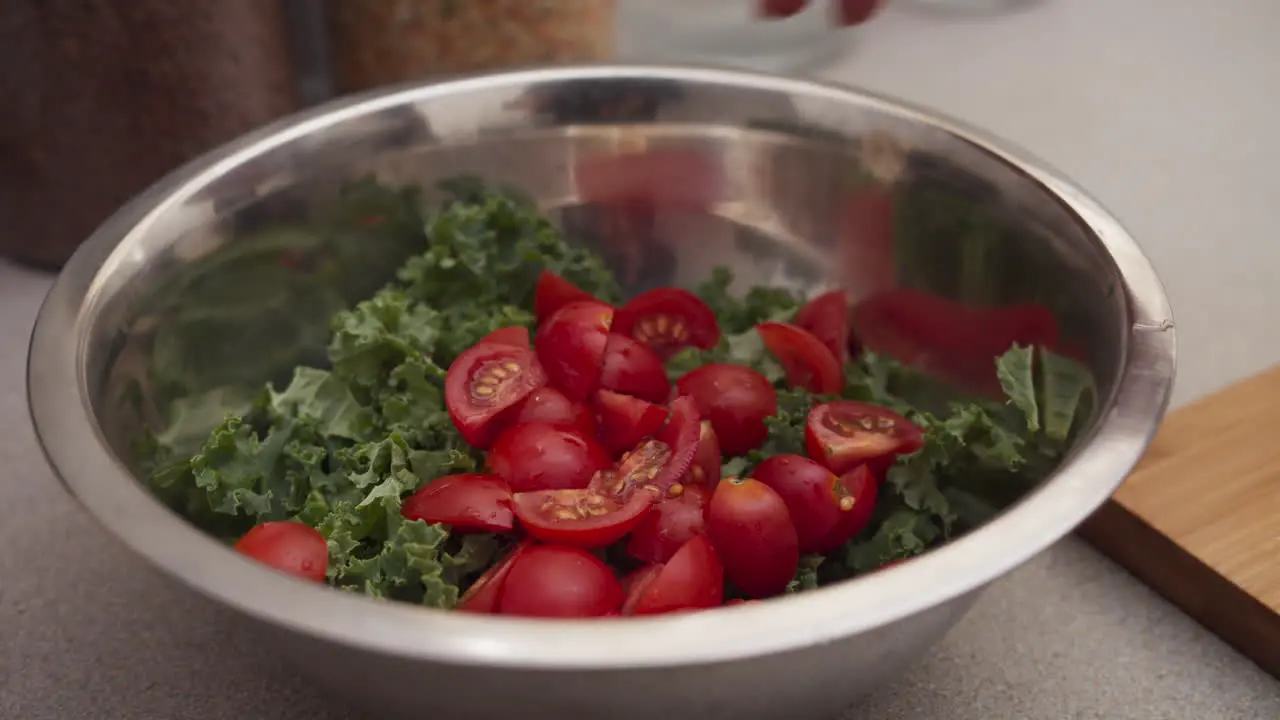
[0,1,300,269]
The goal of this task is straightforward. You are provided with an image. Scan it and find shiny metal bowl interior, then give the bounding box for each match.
[27,66,1175,719]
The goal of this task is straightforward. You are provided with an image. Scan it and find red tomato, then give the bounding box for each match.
[793,290,850,364]
[594,389,668,455]
[511,386,596,437]
[651,395,704,495]
[837,0,883,25]
[683,420,722,487]
[820,465,879,549]
[626,484,709,564]
[498,545,624,617]
[589,439,673,497]
[487,422,612,493]
[760,0,809,18]
[620,565,662,600]
[622,535,724,615]
[757,322,845,395]
[805,401,924,475]
[512,486,656,548]
[233,521,328,583]
[613,288,720,360]
[534,270,597,325]
[599,333,671,404]
[750,455,876,553]
[675,363,777,456]
[401,473,515,533]
[444,343,548,449]
[705,476,799,598]
[478,326,531,349]
[535,301,613,401]
[458,540,531,613]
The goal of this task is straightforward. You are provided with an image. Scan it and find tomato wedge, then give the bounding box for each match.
[401,473,514,533]
[589,439,672,498]
[535,300,613,401]
[487,422,612,493]
[626,483,709,564]
[498,545,624,618]
[705,476,799,599]
[444,343,548,449]
[511,386,596,438]
[478,326,531,349]
[683,420,722,487]
[512,486,656,548]
[613,288,720,359]
[622,535,724,615]
[534,270,597,324]
[594,389,668,455]
[599,333,671,404]
[793,290,850,364]
[675,363,777,456]
[651,396,703,495]
[233,521,328,583]
[458,540,531,613]
[805,401,924,475]
[751,455,876,553]
[757,321,844,395]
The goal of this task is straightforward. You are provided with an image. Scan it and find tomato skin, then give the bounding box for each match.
[512,487,656,549]
[487,422,612,493]
[757,321,845,395]
[458,540,531,613]
[535,301,614,402]
[804,401,924,475]
[234,522,328,583]
[593,389,668,455]
[599,333,671,404]
[401,473,515,533]
[675,363,778,456]
[511,386,596,438]
[445,343,548,449]
[498,545,624,618]
[751,455,874,553]
[793,290,850,365]
[613,288,720,360]
[626,483,709,564]
[684,420,722,487]
[705,476,799,598]
[624,535,725,615]
[534,270,597,325]
[479,326,531,349]
[818,465,879,550]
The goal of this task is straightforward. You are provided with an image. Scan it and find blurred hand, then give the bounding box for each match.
[760,0,885,25]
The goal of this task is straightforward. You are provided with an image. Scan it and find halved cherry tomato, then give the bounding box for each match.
[478,326,531,349]
[445,343,548,449]
[626,484,709,564]
[535,300,613,401]
[458,540,531,613]
[233,521,328,583]
[622,535,724,615]
[675,364,777,456]
[751,455,875,553]
[793,290,850,365]
[512,486,656,548]
[760,0,809,18]
[757,321,845,395]
[594,389,668,455]
[613,288,720,360]
[819,465,879,549]
[511,386,596,438]
[599,333,671,404]
[401,473,515,533]
[534,270,597,325]
[498,545,624,618]
[683,420,722,487]
[705,476,799,598]
[487,422,612,493]
[805,401,924,475]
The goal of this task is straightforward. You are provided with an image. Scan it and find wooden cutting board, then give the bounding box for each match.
[1077,365,1280,678]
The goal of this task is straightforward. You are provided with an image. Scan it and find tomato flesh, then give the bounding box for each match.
[651,396,703,495]
[498,545,624,617]
[234,521,329,583]
[683,420,722,487]
[751,455,875,553]
[599,332,671,404]
[535,300,613,401]
[613,288,720,359]
[511,386,596,438]
[757,321,844,395]
[479,326,531,349]
[445,343,548,449]
[793,290,850,364]
[534,270,597,324]
[675,363,777,456]
[590,439,673,498]
[458,540,531,613]
[804,401,924,475]
[512,486,656,549]
[623,535,724,615]
[818,465,879,550]
[626,483,709,564]
[594,389,668,455]
[705,476,799,598]
[487,422,612,493]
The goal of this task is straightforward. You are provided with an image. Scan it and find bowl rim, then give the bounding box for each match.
[26,64,1176,669]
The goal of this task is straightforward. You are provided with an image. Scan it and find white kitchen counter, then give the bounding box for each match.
[3,0,1280,717]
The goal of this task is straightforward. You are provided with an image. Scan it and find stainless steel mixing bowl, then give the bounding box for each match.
[27,65,1175,719]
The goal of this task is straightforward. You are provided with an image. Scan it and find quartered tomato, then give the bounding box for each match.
[683,421,722,487]
[512,486,656,548]
[590,439,673,498]
[804,401,924,475]
[793,290,850,364]
[705,476,799,598]
[536,300,613,401]
[751,455,875,553]
[401,473,515,533]
[757,322,845,395]
[511,386,596,438]
[626,483,709,564]
[534,270,597,324]
[487,422,612,493]
[498,545,624,618]
[478,326,531,349]
[458,540,531,613]
[445,342,547,449]
[621,535,724,615]
[613,288,720,360]
[599,333,671,404]
[594,389,668,455]
[233,521,328,583]
[675,363,777,456]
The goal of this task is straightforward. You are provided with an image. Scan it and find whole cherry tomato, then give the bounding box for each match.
[705,476,799,598]
[487,422,612,493]
[498,545,624,618]
[676,363,777,456]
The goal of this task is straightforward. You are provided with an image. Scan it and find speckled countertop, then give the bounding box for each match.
[4,0,1280,717]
